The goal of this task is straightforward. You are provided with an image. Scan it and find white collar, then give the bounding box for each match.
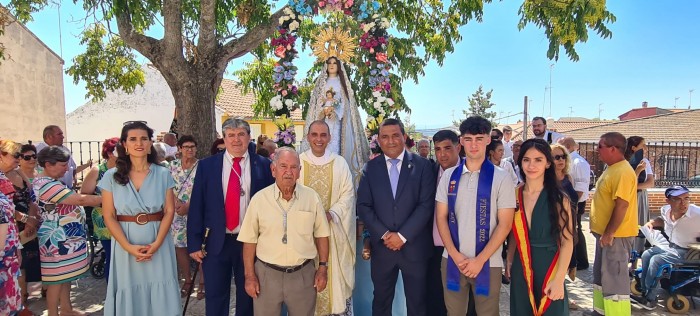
[384,150,406,164]
[304,149,333,165]
[225,150,249,161]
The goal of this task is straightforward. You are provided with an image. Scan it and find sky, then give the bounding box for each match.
[8,0,700,129]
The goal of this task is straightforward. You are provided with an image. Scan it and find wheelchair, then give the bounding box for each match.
[84,206,107,279]
[630,228,700,314]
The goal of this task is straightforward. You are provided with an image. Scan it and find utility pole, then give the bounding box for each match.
[691,89,695,109]
[598,103,603,120]
[549,64,554,117]
[542,87,547,116]
[568,106,573,118]
[524,96,529,141]
[675,97,680,108]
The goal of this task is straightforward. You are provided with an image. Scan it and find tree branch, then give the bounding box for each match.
[115,3,160,62]
[162,0,185,63]
[216,7,287,72]
[197,0,217,54]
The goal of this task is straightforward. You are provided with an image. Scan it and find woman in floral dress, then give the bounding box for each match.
[0,188,22,315]
[168,135,202,298]
[34,146,102,316]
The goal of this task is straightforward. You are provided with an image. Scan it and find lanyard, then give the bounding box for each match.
[275,196,296,244]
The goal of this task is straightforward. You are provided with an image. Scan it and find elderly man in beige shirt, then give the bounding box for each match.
[238,147,331,316]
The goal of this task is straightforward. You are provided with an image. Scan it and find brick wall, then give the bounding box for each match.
[584,190,700,214]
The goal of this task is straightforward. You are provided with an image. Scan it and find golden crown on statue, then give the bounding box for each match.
[312,27,357,64]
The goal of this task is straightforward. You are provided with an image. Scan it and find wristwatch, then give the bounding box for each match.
[318,261,328,267]
[19,213,28,223]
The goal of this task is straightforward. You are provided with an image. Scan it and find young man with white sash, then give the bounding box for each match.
[435,116,516,315]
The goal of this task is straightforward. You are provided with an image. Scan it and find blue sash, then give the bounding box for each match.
[446,158,494,296]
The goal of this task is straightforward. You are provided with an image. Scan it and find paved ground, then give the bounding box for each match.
[27,215,698,315]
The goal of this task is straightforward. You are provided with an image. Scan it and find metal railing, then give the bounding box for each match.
[578,141,700,188]
[28,140,700,188]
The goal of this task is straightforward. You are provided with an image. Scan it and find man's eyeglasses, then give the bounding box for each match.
[554,154,567,161]
[181,145,196,150]
[123,120,148,126]
[21,154,37,161]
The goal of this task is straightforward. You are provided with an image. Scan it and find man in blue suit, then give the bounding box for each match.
[188,118,274,316]
[357,118,436,316]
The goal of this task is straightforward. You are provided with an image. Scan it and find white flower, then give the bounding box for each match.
[285,99,294,106]
[372,14,379,19]
[289,20,300,31]
[381,18,390,28]
[362,22,375,33]
[372,91,381,98]
[377,96,386,103]
[270,95,284,110]
[367,115,375,122]
[373,101,382,109]
[387,98,395,106]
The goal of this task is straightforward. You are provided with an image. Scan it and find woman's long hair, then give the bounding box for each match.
[114,122,158,185]
[624,136,644,161]
[517,139,573,244]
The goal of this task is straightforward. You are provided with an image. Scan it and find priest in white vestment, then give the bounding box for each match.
[300,120,356,316]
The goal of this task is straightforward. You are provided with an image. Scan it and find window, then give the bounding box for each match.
[664,155,688,180]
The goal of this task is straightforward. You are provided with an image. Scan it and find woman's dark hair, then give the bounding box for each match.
[177,135,197,147]
[20,144,36,154]
[209,138,225,156]
[114,121,159,185]
[37,146,71,168]
[486,139,503,158]
[624,136,644,160]
[326,57,350,99]
[517,138,573,245]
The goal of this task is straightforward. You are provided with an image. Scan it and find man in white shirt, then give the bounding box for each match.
[531,117,564,144]
[631,185,700,310]
[559,136,591,270]
[501,126,514,158]
[35,125,92,189]
[163,132,179,159]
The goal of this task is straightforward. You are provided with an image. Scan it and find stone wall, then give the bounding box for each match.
[0,16,65,142]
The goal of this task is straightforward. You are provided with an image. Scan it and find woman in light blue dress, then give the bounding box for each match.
[98,121,180,316]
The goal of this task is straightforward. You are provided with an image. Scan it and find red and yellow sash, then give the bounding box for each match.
[512,187,560,316]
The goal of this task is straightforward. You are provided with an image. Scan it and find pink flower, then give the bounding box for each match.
[369,47,374,53]
[376,52,388,63]
[281,90,288,97]
[319,1,326,7]
[274,45,286,58]
[345,0,354,8]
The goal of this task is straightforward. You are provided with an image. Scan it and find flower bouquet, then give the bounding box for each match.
[272,115,297,148]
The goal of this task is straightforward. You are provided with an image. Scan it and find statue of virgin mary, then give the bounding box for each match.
[300,57,370,188]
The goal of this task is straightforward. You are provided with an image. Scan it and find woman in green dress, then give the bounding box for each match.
[506,139,574,316]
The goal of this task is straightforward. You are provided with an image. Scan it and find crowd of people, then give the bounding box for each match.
[0,114,699,316]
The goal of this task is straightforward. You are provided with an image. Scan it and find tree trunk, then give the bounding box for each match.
[162,67,223,158]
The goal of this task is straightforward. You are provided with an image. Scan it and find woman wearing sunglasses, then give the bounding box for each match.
[18,144,38,183]
[0,140,42,316]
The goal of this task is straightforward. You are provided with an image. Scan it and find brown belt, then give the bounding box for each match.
[116,211,164,225]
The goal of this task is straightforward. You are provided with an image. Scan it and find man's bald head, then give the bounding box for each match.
[558,136,578,153]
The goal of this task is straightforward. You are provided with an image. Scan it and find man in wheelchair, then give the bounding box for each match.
[631,185,700,310]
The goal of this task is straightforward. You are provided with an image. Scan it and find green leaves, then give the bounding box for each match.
[519,0,616,61]
[66,23,144,102]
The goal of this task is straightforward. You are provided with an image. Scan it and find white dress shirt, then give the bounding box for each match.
[570,151,591,202]
[660,204,700,248]
[222,150,252,233]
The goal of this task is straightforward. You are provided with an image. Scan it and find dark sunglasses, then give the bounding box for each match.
[123,120,148,126]
[21,154,37,161]
[553,154,567,161]
[9,152,21,159]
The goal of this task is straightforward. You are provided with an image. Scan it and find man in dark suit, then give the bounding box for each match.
[357,118,436,316]
[188,118,275,316]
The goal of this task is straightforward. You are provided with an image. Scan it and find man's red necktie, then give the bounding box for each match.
[225,157,242,231]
